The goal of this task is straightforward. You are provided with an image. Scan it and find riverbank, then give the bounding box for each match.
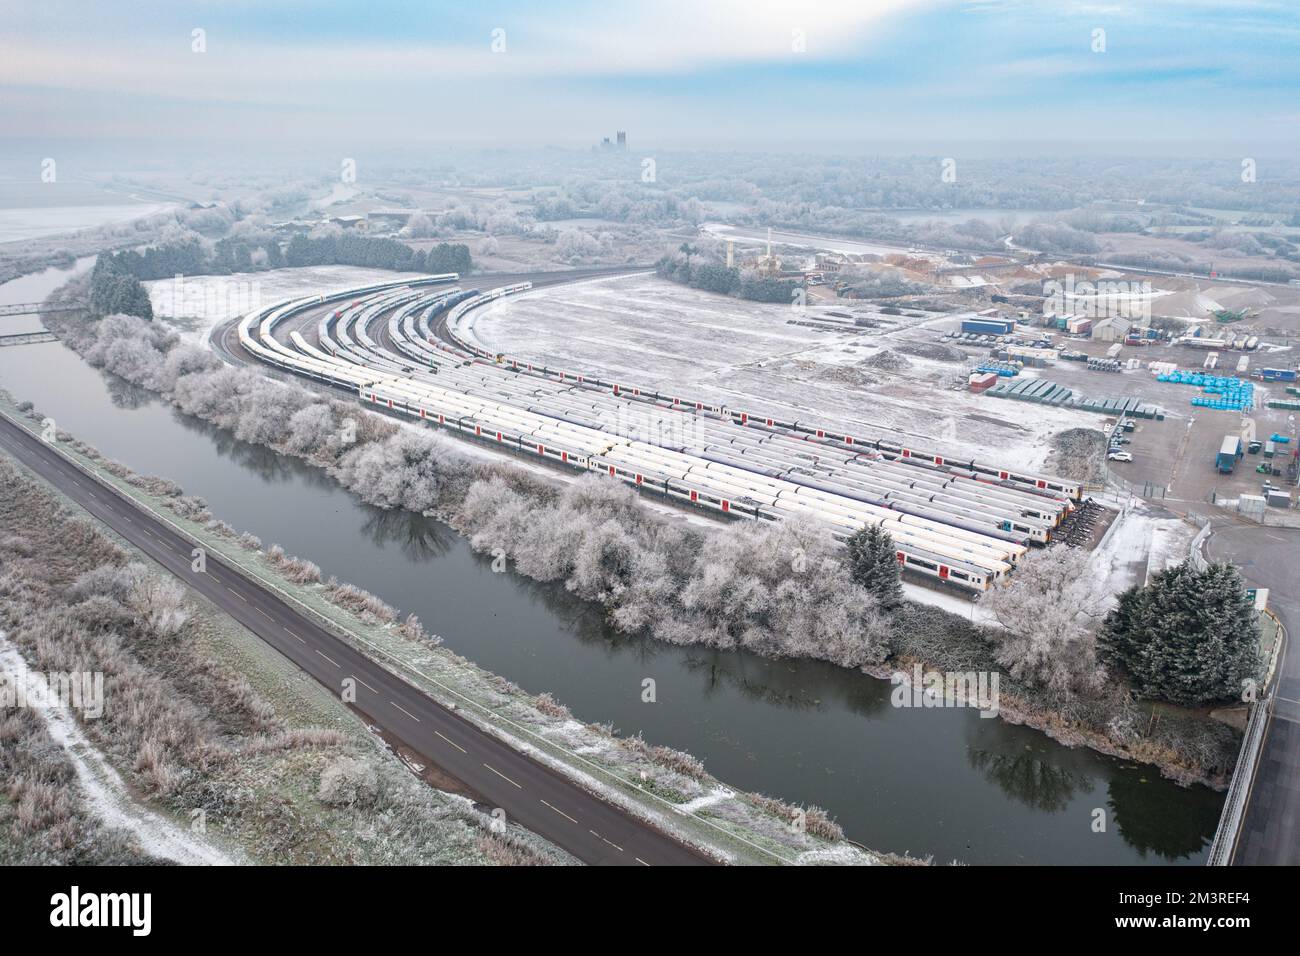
[0,448,566,865]
[0,392,889,865]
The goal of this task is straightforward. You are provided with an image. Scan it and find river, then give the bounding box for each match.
[0,262,1223,864]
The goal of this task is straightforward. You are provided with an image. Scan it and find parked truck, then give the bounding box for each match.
[1217,434,1243,473]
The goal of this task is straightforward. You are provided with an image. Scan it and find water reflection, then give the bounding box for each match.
[1107,772,1220,860]
[965,744,1090,813]
[104,373,159,411]
[173,413,309,485]
[358,505,457,561]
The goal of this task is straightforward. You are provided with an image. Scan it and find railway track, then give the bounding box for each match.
[234,276,1082,592]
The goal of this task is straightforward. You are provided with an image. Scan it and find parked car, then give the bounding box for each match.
[1108,451,1133,462]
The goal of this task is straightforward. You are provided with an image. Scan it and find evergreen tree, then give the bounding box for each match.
[88,258,153,319]
[1100,560,1262,706]
[845,524,903,610]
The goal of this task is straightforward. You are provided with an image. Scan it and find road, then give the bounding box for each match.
[0,411,713,866]
[1207,517,1299,865]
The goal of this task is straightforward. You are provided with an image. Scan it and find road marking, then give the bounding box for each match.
[391,701,421,722]
[315,649,339,668]
[229,588,247,603]
[355,676,378,694]
[256,607,274,621]
[599,835,624,852]
[635,857,650,866]
[434,730,467,754]
[282,625,306,644]
[483,763,522,789]
[537,800,578,824]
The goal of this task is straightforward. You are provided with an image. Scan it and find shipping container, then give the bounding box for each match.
[961,318,1015,336]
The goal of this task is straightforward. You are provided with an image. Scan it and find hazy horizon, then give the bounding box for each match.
[3,0,1298,156]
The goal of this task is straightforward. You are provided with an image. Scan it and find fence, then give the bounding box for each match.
[1186,511,1212,571]
[1101,461,1166,499]
[1207,695,1271,866]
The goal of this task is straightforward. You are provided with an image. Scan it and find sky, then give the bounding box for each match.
[1,0,1298,156]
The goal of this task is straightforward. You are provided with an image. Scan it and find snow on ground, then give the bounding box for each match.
[674,787,736,814]
[903,580,997,624]
[1146,517,1197,578]
[146,265,429,346]
[470,274,1099,471]
[0,203,173,244]
[699,222,910,258]
[1088,503,1191,603]
[0,634,239,865]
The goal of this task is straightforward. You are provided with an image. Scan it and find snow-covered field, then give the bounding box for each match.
[146,265,429,345]
[0,634,238,865]
[1089,502,1193,602]
[0,203,173,244]
[471,274,1100,470]
[700,223,910,258]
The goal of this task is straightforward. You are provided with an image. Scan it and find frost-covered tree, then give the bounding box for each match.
[401,212,435,238]
[282,403,339,457]
[676,521,890,666]
[982,546,1105,697]
[1100,560,1262,706]
[845,524,903,610]
[232,380,313,446]
[331,428,465,512]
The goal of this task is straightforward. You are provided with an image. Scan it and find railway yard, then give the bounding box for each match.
[230,276,1090,594]
[190,263,1296,606]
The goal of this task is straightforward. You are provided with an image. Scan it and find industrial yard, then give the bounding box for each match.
[471,273,1299,514]
[469,275,1096,471]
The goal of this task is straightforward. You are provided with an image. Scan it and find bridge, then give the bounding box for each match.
[0,301,87,318]
[0,330,59,347]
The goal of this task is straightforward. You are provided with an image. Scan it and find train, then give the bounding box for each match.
[236,279,1083,592]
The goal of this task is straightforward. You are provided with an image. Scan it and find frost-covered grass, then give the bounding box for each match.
[0,395,887,865]
[0,427,569,866]
[0,636,236,864]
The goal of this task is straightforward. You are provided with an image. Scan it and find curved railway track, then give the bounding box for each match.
[233,274,1082,593]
